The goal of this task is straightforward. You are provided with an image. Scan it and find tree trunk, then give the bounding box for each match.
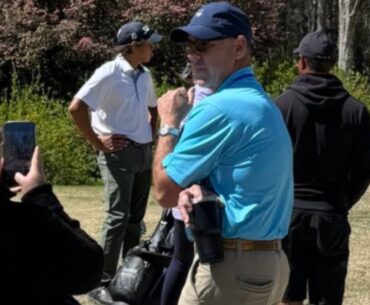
[307,0,318,32]
[317,0,327,30]
[338,0,364,71]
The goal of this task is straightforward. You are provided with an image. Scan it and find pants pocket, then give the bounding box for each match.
[236,277,274,292]
[235,277,275,305]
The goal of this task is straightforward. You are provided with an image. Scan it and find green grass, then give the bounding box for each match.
[54,186,370,305]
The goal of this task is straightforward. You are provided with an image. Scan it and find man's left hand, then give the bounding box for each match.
[12,146,47,195]
[178,184,219,225]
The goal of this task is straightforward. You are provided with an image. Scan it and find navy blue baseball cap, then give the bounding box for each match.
[293,31,337,60]
[170,2,252,44]
[116,21,162,45]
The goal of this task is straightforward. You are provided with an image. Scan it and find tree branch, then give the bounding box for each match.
[350,0,364,17]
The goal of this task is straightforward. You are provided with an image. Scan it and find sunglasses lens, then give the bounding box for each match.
[185,41,210,53]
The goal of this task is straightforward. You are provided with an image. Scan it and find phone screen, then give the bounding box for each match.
[2,121,36,186]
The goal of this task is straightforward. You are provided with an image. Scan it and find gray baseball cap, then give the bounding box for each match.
[293,31,337,60]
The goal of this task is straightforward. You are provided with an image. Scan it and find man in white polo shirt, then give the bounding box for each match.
[69,21,162,279]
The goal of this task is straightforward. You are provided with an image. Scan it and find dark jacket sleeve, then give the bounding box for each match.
[347,106,370,207]
[0,182,15,199]
[21,184,104,295]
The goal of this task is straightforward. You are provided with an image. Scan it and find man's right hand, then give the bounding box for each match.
[97,134,129,153]
[157,87,193,128]
[69,99,129,153]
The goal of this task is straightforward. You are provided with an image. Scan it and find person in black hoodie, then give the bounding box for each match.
[275,31,370,305]
[0,146,104,305]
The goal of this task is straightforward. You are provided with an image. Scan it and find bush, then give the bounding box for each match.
[0,76,100,185]
[253,61,370,111]
[253,59,297,98]
[334,68,370,110]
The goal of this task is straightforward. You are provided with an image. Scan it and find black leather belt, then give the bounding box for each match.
[127,139,151,147]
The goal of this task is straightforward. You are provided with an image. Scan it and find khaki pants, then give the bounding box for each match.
[179,245,289,305]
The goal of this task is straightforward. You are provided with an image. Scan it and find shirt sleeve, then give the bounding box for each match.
[347,106,370,207]
[74,67,111,110]
[21,184,104,295]
[163,103,235,188]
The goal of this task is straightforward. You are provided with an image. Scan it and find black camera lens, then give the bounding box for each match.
[191,200,224,264]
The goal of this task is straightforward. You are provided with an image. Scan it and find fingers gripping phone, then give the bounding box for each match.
[1,121,36,186]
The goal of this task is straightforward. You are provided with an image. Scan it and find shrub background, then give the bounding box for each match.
[0,76,99,185]
[1,65,368,185]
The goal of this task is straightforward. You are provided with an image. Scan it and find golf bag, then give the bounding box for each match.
[89,209,174,305]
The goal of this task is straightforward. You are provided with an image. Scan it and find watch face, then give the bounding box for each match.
[159,126,169,135]
[158,125,179,137]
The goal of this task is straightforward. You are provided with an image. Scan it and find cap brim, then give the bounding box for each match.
[170,25,225,42]
[147,33,163,43]
[293,48,300,56]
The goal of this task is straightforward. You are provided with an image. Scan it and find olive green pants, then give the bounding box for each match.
[97,143,152,277]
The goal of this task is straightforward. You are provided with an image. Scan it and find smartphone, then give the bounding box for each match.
[2,121,36,186]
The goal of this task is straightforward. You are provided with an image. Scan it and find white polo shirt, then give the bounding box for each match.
[75,54,157,144]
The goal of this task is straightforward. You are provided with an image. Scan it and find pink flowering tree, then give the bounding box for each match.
[0,0,286,97]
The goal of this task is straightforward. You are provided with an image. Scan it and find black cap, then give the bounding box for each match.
[116,21,162,45]
[293,31,337,60]
[170,2,252,45]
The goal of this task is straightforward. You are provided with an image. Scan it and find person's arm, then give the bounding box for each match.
[22,184,104,294]
[152,88,192,206]
[68,98,102,149]
[68,98,128,152]
[153,133,183,206]
[347,107,370,207]
[15,147,104,294]
[149,106,158,141]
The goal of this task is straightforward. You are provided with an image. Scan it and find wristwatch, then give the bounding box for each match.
[158,125,180,137]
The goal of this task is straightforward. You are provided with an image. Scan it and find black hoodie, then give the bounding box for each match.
[275,73,370,213]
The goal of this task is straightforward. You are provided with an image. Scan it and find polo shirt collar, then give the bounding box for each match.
[217,66,255,93]
[116,54,145,75]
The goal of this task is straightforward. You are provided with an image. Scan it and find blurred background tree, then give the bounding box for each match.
[1,0,369,99]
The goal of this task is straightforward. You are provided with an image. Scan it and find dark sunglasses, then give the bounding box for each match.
[183,40,214,53]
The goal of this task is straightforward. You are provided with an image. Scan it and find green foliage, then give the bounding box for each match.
[334,68,370,110]
[0,76,100,185]
[253,59,297,98]
[253,62,370,110]
[154,80,176,98]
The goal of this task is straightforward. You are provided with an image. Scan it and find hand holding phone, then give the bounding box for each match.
[12,146,47,195]
[2,121,36,186]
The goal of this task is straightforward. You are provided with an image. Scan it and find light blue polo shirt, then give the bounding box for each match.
[163,67,293,240]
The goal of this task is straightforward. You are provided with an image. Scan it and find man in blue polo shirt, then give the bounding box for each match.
[152,2,294,305]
